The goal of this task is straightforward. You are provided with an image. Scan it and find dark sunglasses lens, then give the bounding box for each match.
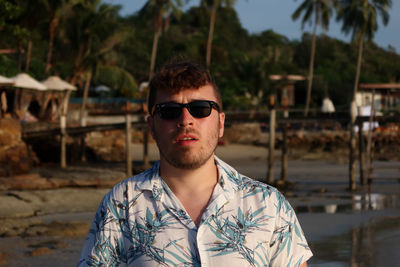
[159,104,181,119]
[189,101,212,118]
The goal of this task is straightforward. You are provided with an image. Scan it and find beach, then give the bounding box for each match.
[0,143,399,266]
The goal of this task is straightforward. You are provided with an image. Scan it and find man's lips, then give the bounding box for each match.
[174,134,198,144]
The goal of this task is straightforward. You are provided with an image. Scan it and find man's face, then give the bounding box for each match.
[148,84,225,170]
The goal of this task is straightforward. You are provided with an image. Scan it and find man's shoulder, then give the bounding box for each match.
[103,166,156,201]
[235,174,282,200]
[216,156,281,197]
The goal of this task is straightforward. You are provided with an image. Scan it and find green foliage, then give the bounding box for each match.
[0,0,398,110]
[336,0,392,42]
[0,54,18,76]
[94,65,138,98]
[292,0,333,30]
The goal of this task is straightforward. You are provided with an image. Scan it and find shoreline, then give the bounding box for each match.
[0,143,399,266]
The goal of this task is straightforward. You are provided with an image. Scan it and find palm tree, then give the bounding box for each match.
[43,0,74,75]
[13,0,47,72]
[0,1,29,68]
[336,0,392,189]
[203,0,236,69]
[144,0,183,80]
[60,0,128,124]
[336,0,392,102]
[292,0,334,117]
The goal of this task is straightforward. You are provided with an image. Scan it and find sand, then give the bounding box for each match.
[0,144,399,266]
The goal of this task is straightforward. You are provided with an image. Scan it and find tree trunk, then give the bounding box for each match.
[353,34,364,101]
[18,42,23,71]
[149,12,162,81]
[79,69,92,126]
[349,100,357,191]
[164,13,170,33]
[348,33,365,191]
[45,17,59,75]
[206,0,218,69]
[304,13,318,117]
[25,39,32,72]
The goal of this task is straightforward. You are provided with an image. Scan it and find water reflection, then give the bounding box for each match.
[350,222,376,267]
[353,193,398,211]
[295,193,399,214]
[309,216,400,266]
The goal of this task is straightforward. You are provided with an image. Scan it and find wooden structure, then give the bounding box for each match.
[349,83,400,190]
[10,73,47,118]
[22,117,147,176]
[41,76,77,121]
[267,74,305,184]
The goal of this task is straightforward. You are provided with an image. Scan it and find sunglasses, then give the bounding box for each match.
[152,100,220,120]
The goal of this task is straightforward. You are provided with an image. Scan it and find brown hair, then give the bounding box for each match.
[147,59,222,113]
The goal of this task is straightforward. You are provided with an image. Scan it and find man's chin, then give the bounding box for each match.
[166,154,213,170]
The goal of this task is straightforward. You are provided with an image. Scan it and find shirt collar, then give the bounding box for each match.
[135,156,242,201]
[135,161,164,200]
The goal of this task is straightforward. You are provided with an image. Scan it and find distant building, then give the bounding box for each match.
[356,86,400,111]
[356,91,382,110]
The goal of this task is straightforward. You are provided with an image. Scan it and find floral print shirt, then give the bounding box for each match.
[78,157,312,266]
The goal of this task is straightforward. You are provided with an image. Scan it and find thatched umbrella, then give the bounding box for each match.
[11,73,47,90]
[41,76,76,91]
[10,73,48,118]
[40,76,77,120]
[0,75,14,86]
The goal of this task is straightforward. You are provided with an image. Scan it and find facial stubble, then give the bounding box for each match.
[154,120,221,170]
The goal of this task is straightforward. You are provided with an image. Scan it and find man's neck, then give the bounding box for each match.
[159,155,218,194]
[159,155,218,226]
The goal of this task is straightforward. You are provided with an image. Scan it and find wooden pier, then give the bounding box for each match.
[20,111,399,189]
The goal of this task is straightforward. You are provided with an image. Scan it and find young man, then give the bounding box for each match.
[78,60,312,266]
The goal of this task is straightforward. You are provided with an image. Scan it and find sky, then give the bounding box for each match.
[104,0,400,53]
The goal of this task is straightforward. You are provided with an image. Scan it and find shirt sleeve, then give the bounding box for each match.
[77,192,127,267]
[269,191,313,267]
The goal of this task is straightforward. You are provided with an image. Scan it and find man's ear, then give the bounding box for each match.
[218,112,225,138]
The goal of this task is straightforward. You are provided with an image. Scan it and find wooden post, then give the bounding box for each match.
[80,134,87,162]
[125,112,132,177]
[62,90,72,116]
[280,92,289,182]
[366,89,376,183]
[349,100,357,191]
[369,138,376,185]
[50,93,55,121]
[357,107,366,185]
[60,114,67,168]
[59,90,71,169]
[0,91,7,116]
[79,106,87,163]
[267,95,276,184]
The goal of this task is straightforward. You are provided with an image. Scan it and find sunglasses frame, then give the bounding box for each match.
[152,100,220,120]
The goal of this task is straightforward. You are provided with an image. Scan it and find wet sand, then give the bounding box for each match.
[1,144,399,266]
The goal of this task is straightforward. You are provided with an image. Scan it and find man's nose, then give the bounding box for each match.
[177,107,194,127]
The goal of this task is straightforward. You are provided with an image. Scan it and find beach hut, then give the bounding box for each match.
[10,73,48,119]
[267,74,306,184]
[269,74,306,107]
[41,76,77,120]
